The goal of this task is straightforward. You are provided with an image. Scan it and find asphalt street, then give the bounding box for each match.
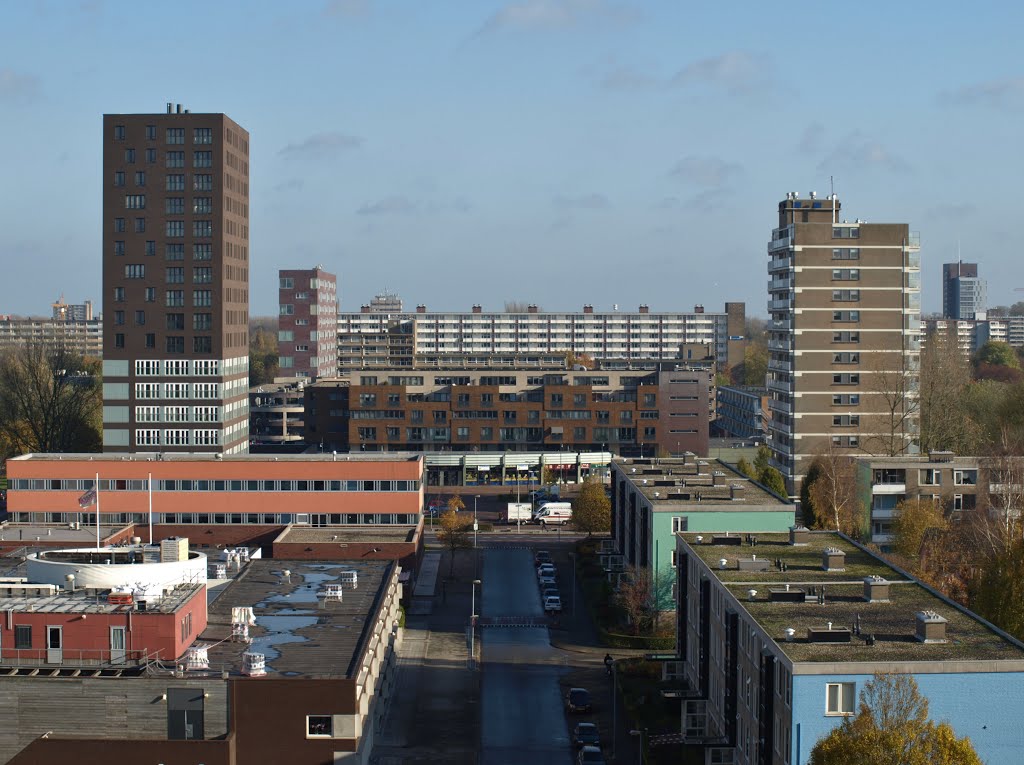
[479,548,573,765]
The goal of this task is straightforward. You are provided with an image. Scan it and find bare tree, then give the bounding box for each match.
[919,323,980,454]
[504,301,541,313]
[860,346,920,457]
[805,444,865,537]
[615,566,652,636]
[0,343,101,460]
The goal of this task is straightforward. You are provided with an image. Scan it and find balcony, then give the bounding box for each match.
[768,338,792,352]
[769,298,794,311]
[872,483,906,495]
[770,419,793,435]
[768,357,792,373]
[767,319,792,331]
[768,255,792,273]
[768,399,792,415]
[769,277,792,291]
[767,378,791,394]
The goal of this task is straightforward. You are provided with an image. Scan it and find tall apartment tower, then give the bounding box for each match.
[767,193,921,494]
[101,104,250,454]
[278,266,339,380]
[942,261,986,320]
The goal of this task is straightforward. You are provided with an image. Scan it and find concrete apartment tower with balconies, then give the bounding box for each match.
[766,193,921,495]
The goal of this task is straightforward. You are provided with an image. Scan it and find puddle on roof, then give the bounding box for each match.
[260,569,346,605]
[251,615,318,667]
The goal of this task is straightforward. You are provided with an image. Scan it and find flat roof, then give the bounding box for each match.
[616,458,789,508]
[201,559,392,678]
[0,524,127,543]
[11,453,421,464]
[681,531,1024,663]
[274,526,416,544]
[0,582,202,615]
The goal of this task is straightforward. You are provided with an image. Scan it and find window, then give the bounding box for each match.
[193,220,212,237]
[114,310,125,326]
[166,267,184,284]
[145,123,157,140]
[134,217,146,233]
[166,243,184,261]
[145,333,155,348]
[832,331,860,343]
[832,269,860,281]
[166,221,184,237]
[166,128,184,144]
[193,336,212,353]
[166,197,184,214]
[114,170,125,187]
[114,333,125,348]
[166,314,184,330]
[133,170,146,187]
[113,125,125,141]
[113,240,125,257]
[124,148,135,163]
[113,217,126,233]
[954,469,977,486]
[145,147,157,163]
[832,414,860,427]
[145,240,156,256]
[832,393,860,406]
[193,290,212,307]
[166,174,185,191]
[134,310,146,326]
[832,227,860,239]
[832,373,860,385]
[194,151,213,168]
[920,468,942,486]
[307,716,332,738]
[832,248,860,260]
[125,194,146,209]
[166,151,185,168]
[14,625,31,650]
[832,289,860,302]
[826,682,856,715]
[193,243,212,260]
[113,287,125,302]
[831,435,859,448]
[193,197,212,214]
[279,277,294,289]
[832,310,860,322]
[194,128,213,144]
[280,304,294,316]
[166,290,184,307]
[832,352,860,364]
[166,336,185,353]
[193,313,212,331]
[124,264,145,279]
[193,174,213,191]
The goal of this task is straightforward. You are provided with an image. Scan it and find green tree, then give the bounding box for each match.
[572,479,610,536]
[742,343,768,387]
[800,460,824,529]
[971,538,1024,641]
[809,673,982,765]
[919,324,980,454]
[806,449,864,537]
[975,341,1019,369]
[437,506,471,577]
[891,498,948,560]
[757,466,787,498]
[0,343,101,461]
[753,445,771,475]
[249,317,279,386]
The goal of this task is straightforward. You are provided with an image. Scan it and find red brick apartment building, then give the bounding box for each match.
[279,266,338,380]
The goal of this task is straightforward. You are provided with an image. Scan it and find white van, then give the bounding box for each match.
[533,502,573,526]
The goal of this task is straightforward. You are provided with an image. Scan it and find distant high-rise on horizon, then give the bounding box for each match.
[278,266,338,380]
[942,261,986,320]
[767,193,921,495]
[101,104,251,454]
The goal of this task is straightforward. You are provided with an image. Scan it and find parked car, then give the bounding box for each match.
[536,563,556,578]
[543,595,562,613]
[573,722,600,749]
[534,550,553,566]
[566,687,592,713]
[541,583,559,600]
[576,745,606,765]
[538,574,557,589]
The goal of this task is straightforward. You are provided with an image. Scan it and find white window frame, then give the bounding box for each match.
[306,715,333,738]
[825,682,856,716]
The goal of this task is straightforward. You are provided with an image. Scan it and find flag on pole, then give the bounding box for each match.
[78,488,97,508]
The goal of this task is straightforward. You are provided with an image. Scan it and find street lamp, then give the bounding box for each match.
[630,728,646,763]
[473,494,481,549]
[470,578,482,670]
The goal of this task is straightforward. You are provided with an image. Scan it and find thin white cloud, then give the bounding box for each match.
[279,132,363,160]
[671,51,771,95]
[669,156,741,188]
[357,196,417,216]
[0,68,40,105]
[817,131,910,174]
[941,76,1024,111]
[478,0,638,35]
[554,193,611,211]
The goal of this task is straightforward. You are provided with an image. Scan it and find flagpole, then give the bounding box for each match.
[95,472,101,550]
[148,472,153,545]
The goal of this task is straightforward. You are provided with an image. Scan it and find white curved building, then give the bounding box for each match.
[26,546,206,596]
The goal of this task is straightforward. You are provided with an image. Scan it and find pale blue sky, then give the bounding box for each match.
[1,0,1022,317]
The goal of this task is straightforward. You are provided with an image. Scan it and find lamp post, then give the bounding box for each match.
[470,578,481,670]
[473,494,481,549]
[630,728,646,764]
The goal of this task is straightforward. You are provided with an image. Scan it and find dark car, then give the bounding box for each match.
[566,687,592,713]
[573,722,600,749]
[535,550,553,566]
[576,745,605,765]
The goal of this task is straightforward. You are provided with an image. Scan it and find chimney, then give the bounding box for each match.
[729,484,744,500]
[528,305,538,314]
[789,526,810,546]
[822,547,846,572]
[472,305,482,314]
[694,304,705,314]
[639,304,649,314]
[166,102,173,114]
[360,305,370,314]
[863,575,890,603]
[416,305,427,314]
[712,471,725,486]
[583,305,593,314]
[915,611,948,643]
[176,103,182,114]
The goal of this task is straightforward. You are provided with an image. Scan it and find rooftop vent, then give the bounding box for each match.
[915,611,948,643]
[729,483,745,500]
[863,575,890,603]
[822,547,846,572]
[789,526,810,546]
[242,651,266,677]
[807,624,852,643]
[185,644,210,671]
[928,451,956,463]
[712,471,725,486]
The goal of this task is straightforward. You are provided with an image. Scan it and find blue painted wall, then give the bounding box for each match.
[792,671,1024,764]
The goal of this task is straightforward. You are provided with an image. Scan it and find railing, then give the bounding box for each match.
[0,647,163,668]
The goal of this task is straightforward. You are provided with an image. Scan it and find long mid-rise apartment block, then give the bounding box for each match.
[767,193,921,494]
[101,104,250,454]
[337,301,746,372]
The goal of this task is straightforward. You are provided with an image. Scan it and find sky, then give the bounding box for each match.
[1,0,1023,318]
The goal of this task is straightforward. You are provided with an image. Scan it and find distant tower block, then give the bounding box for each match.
[242,651,266,677]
